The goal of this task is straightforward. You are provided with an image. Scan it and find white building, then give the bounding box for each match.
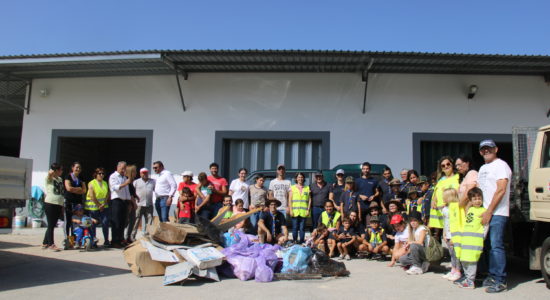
[1,50,549,185]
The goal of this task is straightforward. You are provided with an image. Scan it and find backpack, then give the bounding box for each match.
[425,229,444,262]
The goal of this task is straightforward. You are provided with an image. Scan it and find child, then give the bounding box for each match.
[442,188,464,281]
[308,223,329,250]
[177,187,196,224]
[405,187,423,217]
[456,187,487,289]
[232,199,247,231]
[72,204,98,248]
[336,217,356,260]
[417,175,433,224]
[364,215,389,260]
[195,172,213,219]
[319,200,341,257]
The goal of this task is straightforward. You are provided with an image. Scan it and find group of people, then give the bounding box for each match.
[41,139,511,293]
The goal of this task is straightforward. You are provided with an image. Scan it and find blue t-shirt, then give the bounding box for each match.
[355,177,379,208]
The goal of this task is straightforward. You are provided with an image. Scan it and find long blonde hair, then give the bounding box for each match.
[442,188,459,205]
[126,164,137,181]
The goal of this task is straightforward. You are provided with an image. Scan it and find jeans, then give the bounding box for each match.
[249,211,262,232]
[311,206,324,231]
[87,208,111,243]
[110,199,128,244]
[43,202,63,246]
[155,196,170,222]
[292,216,306,244]
[484,215,508,284]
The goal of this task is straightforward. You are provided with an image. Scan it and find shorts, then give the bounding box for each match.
[340,238,352,244]
[370,242,381,248]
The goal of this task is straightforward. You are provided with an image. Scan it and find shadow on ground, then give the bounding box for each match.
[0,241,35,249]
[0,250,128,292]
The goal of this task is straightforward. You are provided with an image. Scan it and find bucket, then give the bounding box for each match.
[14,216,26,228]
[32,219,42,228]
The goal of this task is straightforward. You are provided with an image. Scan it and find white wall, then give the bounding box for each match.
[20,72,550,186]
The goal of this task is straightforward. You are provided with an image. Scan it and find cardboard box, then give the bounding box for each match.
[123,240,175,277]
[149,222,188,244]
[176,247,225,269]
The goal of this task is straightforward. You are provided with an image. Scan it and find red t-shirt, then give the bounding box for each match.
[207,175,228,203]
[177,181,197,218]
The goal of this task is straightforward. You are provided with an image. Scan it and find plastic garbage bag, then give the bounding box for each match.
[307,248,349,277]
[281,245,312,274]
[254,256,273,282]
[228,255,257,281]
[223,231,241,247]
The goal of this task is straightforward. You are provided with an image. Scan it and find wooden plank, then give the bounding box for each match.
[210,206,230,225]
[274,273,322,280]
[216,208,261,231]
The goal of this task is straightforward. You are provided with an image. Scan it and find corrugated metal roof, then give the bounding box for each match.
[1,49,550,79]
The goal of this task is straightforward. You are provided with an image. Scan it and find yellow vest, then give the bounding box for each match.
[85,179,109,211]
[321,211,341,229]
[448,202,465,257]
[458,206,486,263]
[290,185,310,218]
[406,198,423,216]
[429,174,459,229]
[369,228,385,244]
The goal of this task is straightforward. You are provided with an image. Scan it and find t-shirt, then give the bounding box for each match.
[45,176,64,206]
[459,170,478,199]
[412,225,429,247]
[64,173,84,204]
[330,183,345,206]
[229,179,250,208]
[477,158,512,217]
[340,190,359,214]
[338,226,356,238]
[268,178,291,209]
[134,178,155,207]
[379,178,392,203]
[310,182,331,207]
[249,184,267,207]
[260,211,286,236]
[207,175,228,203]
[394,226,410,244]
[197,186,212,206]
[355,177,379,208]
[178,181,197,218]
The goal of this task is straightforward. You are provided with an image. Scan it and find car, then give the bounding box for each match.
[322,163,389,184]
[245,169,321,187]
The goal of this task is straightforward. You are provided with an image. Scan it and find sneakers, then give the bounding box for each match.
[453,276,466,286]
[448,272,462,281]
[482,277,496,287]
[458,280,475,289]
[485,283,507,293]
[442,272,453,279]
[421,261,430,273]
[406,266,423,275]
[338,254,345,260]
[345,254,351,261]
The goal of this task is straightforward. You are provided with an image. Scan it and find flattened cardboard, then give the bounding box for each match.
[123,239,174,277]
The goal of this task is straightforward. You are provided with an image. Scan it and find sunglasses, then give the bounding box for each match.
[98,173,104,175]
[440,162,452,168]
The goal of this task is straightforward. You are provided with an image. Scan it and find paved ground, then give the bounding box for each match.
[0,228,548,300]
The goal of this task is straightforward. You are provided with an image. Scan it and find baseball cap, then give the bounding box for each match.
[390,214,404,225]
[336,169,345,175]
[140,168,149,174]
[479,139,496,149]
[181,170,193,177]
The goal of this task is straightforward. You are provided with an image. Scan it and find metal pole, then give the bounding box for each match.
[362,72,368,114]
[175,71,186,112]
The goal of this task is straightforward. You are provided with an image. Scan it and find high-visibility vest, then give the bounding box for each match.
[406,199,423,216]
[85,179,109,211]
[321,211,341,229]
[458,206,486,263]
[429,174,459,229]
[448,202,466,257]
[290,185,310,218]
[369,228,385,244]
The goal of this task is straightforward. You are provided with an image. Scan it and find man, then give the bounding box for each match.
[310,172,330,230]
[258,198,289,245]
[268,164,291,217]
[399,168,409,192]
[153,161,177,223]
[176,171,197,221]
[249,173,267,232]
[131,168,155,240]
[207,163,228,216]
[378,167,393,204]
[355,162,380,221]
[329,169,345,211]
[477,139,511,293]
[109,161,132,248]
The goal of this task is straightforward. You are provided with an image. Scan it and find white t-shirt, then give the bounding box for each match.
[413,225,429,247]
[268,178,291,209]
[477,158,512,217]
[395,225,410,244]
[229,179,250,209]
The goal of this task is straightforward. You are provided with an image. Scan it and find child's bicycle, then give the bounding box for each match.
[75,216,97,251]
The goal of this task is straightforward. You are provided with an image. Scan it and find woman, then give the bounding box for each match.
[289,172,311,244]
[43,163,65,251]
[399,211,430,275]
[428,156,460,241]
[248,173,267,232]
[125,165,138,243]
[64,162,87,236]
[228,168,250,209]
[388,214,408,267]
[339,176,360,220]
[195,172,213,219]
[85,167,111,246]
[455,155,478,207]
[402,170,419,194]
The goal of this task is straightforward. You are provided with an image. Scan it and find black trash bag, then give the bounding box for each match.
[306,248,350,277]
[195,215,223,245]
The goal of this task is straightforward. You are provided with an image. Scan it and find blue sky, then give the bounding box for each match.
[1,0,549,56]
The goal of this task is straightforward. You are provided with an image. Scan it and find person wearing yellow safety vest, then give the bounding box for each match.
[288,172,311,244]
[442,188,465,282]
[318,200,341,257]
[456,187,487,289]
[405,187,423,217]
[86,167,111,247]
[429,156,459,242]
[364,215,389,260]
